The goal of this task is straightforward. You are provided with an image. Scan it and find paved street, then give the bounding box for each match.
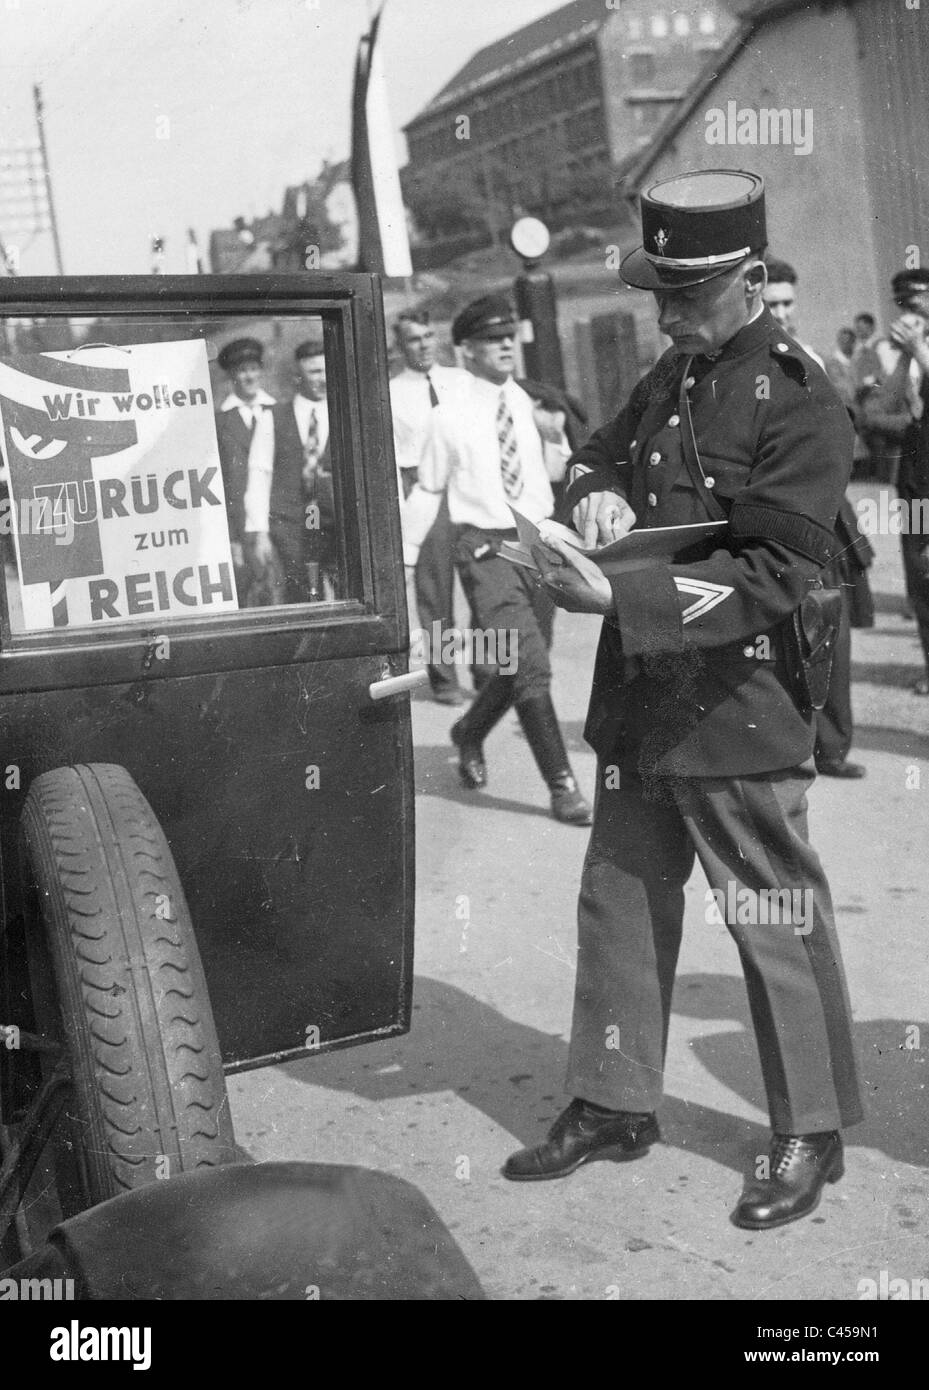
[231,483,928,1301]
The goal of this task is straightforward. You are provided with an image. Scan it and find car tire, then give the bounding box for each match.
[20,762,236,1211]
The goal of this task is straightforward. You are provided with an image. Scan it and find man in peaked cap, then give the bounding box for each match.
[502,169,863,1230]
[214,337,275,603]
[892,267,929,307]
[418,293,592,825]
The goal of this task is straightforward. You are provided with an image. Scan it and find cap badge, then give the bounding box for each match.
[654,228,670,256]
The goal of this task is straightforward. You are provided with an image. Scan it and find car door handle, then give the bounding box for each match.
[368,669,429,702]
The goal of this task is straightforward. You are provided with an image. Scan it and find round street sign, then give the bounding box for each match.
[510,216,551,261]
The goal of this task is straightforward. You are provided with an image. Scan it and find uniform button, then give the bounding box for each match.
[684,376,695,389]
[742,645,755,658]
[647,492,658,507]
[630,439,637,449]
[777,342,789,352]
[705,475,715,489]
[649,451,662,465]
[667,413,680,427]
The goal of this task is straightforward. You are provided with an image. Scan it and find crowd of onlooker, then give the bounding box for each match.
[823,308,924,485]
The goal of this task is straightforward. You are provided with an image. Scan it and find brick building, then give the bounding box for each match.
[402,0,735,236]
[619,0,929,358]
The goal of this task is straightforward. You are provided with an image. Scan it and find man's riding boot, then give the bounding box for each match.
[515,693,593,825]
[450,675,516,788]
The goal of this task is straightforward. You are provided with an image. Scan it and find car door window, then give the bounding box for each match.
[0,312,358,634]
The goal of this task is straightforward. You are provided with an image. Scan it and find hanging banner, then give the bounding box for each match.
[351,4,413,278]
[0,339,238,630]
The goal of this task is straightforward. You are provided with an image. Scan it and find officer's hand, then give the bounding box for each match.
[890,313,929,369]
[531,536,614,615]
[572,491,636,549]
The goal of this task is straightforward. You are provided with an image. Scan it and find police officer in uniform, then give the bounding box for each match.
[503,171,863,1229]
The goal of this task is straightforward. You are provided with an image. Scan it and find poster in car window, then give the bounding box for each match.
[0,339,238,630]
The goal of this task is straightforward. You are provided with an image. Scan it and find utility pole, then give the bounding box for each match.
[33,83,64,275]
[186,227,203,274]
[0,233,17,354]
[511,217,566,389]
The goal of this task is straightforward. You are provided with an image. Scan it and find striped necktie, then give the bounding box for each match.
[302,405,320,488]
[496,389,523,499]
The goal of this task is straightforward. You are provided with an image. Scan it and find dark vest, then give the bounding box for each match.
[215,406,265,544]
[269,401,333,528]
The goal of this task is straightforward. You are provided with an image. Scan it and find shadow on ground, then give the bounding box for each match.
[283,974,928,1177]
[851,661,925,691]
[849,724,929,759]
[869,590,914,618]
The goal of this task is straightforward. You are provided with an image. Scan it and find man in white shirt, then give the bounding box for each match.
[390,310,471,703]
[762,258,825,367]
[852,312,879,352]
[214,337,276,602]
[244,338,336,603]
[421,295,592,825]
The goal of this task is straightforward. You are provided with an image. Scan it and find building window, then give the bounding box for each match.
[698,10,716,33]
[651,14,669,38]
[672,14,690,36]
[630,52,656,85]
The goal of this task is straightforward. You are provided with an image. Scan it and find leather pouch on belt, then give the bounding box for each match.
[458,532,504,562]
[791,584,842,712]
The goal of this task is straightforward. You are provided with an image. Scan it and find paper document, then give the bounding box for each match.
[502,508,727,576]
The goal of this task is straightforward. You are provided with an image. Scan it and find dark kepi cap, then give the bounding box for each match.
[621,169,766,290]
[295,336,325,360]
[217,337,263,372]
[891,268,929,306]
[452,294,518,345]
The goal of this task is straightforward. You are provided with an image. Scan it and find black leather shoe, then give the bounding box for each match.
[732,1131,844,1229]
[815,758,865,778]
[549,775,593,825]
[451,719,486,788]
[502,1100,659,1181]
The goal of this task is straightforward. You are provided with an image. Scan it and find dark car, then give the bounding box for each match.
[0,274,421,1260]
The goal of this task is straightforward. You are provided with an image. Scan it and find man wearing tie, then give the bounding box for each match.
[420,295,592,825]
[245,337,336,603]
[214,337,275,603]
[389,309,471,703]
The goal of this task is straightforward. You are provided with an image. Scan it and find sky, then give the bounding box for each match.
[0,0,567,275]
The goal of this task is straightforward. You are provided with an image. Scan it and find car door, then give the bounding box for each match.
[0,274,414,1071]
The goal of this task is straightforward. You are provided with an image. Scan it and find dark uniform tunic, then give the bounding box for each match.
[561,308,863,1133]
